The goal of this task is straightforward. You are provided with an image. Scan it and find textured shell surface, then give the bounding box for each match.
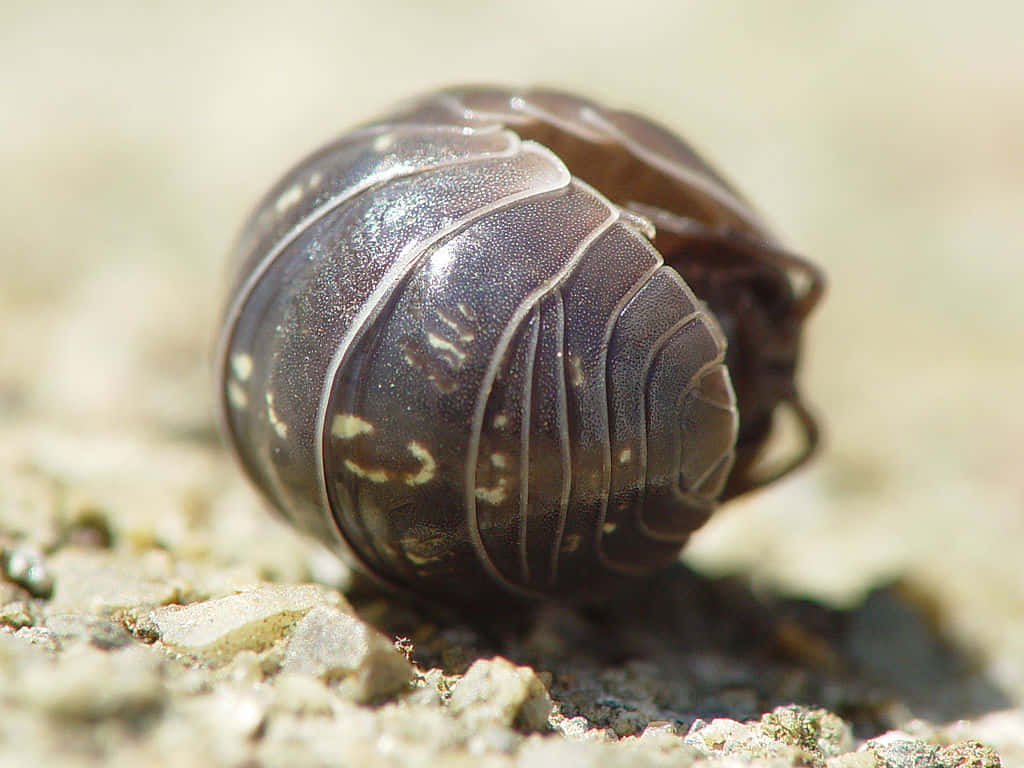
[215,86,822,604]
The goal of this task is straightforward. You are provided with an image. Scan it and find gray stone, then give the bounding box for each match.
[2,544,54,598]
[0,600,33,628]
[932,740,1002,768]
[150,583,327,665]
[862,732,1003,768]
[684,716,802,763]
[46,613,133,649]
[450,657,553,733]
[863,733,939,768]
[46,549,186,615]
[281,604,413,702]
[760,705,854,761]
[13,625,60,652]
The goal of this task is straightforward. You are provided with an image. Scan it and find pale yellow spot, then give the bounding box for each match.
[230,353,253,382]
[373,133,395,152]
[618,447,632,465]
[274,184,303,213]
[405,551,440,566]
[490,453,508,469]
[437,307,475,342]
[331,413,375,439]
[308,171,323,188]
[404,441,437,485]
[343,459,389,483]
[474,479,508,505]
[561,534,581,553]
[426,331,466,362]
[493,413,509,429]
[567,353,584,387]
[602,522,618,534]
[266,392,288,439]
[227,380,247,409]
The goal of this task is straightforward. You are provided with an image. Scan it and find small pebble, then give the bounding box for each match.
[281,604,413,703]
[2,545,54,599]
[46,549,184,615]
[449,656,553,733]
[864,732,1003,768]
[761,705,854,760]
[0,601,33,629]
[685,716,801,763]
[149,583,328,665]
[46,614,133,650]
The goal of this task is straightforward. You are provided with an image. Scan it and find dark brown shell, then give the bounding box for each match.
[215,86,824,604]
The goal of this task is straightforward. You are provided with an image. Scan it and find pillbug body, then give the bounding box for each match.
[216,86,824,604]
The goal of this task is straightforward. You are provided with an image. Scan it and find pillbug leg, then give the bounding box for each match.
[724,393,821,497]
[647,218,824,498]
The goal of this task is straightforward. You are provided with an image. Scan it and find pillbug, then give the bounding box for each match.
[215,86,824,604]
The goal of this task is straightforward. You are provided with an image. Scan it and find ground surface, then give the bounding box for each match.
[1,2,1023,766]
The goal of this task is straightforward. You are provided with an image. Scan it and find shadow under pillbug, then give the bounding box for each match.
[215,85,825,605]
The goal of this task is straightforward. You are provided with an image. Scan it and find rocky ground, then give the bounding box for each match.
[0,446,1016,767]
[3,2,1023,766]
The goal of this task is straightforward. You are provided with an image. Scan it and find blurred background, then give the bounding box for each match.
[1,0,1022,694]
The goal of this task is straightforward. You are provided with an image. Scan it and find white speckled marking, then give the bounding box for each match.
[405,551,441,566]
[227,380,247,409]
[567,353,584,387]
[331,413,375,439]
[437,307,476,342]
[561,533,581,553]
[426,331,466,363]
[474,479,508,504]
[274,184,303,213]
[404,441,437,485]
[230,353,253,382]
[266,392,288,439]
[343,460,389,483]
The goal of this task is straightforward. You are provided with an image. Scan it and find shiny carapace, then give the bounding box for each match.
[215,86,824,604]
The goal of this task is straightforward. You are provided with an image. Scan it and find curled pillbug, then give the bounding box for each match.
[215,86,824,604]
